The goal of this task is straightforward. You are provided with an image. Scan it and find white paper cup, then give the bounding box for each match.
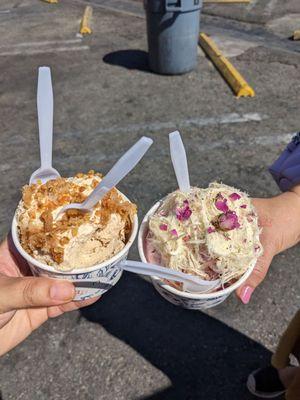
[138,201,257,310]
[12,193,138,301]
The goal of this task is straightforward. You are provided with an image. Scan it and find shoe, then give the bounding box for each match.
[247,366,286,398]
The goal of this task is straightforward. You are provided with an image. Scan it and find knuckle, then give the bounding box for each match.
[22,279,37,306]
[253,261,268,281]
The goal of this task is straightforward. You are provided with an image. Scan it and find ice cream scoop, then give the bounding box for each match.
[16,171,137,270]
[146,183,262,291]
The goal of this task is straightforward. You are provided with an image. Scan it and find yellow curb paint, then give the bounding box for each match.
[42,0,58,3]
[293,30,300,41]
[199,33,255,98]
[80,6,93,35]
[204,0,250,3]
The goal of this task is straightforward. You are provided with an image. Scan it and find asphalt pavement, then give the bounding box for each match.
[0,0,300,399]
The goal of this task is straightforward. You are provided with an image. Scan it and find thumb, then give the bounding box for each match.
[236,244,274,304]
[0,275,75,313]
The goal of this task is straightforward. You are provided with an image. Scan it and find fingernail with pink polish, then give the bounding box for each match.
[241,286,254,304]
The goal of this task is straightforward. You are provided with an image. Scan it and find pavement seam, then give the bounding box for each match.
[0,45,89,57]
[51,113,269,138]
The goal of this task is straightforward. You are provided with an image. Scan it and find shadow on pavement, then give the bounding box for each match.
[103,50,150,72]
[81,273,272,400]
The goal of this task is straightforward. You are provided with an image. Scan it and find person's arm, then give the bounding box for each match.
[237,131,300,304]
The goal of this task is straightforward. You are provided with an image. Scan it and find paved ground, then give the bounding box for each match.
[0,0,300,399]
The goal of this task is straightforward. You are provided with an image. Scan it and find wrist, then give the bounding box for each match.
[269,191,300,253]
[275,191,300,227]
[286,188,300,240]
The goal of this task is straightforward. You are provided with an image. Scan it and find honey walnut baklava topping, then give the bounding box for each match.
[17,171,136,266]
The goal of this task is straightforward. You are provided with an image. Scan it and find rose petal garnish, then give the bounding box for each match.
[159,224,168,231]
[170,229,178,236]
[215,194,229,212]
[183,234,191,242]
[176,201,192,222]
[218,211,240,231]
[207,227,215,234]
[229,193,241,201]
[240,204,247,209]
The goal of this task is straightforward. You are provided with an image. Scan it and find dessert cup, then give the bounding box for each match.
[12,192,138,301]
[138,200,257,310]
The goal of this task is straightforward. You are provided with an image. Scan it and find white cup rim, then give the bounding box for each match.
[12,191,138,275]
[138,200,258,300]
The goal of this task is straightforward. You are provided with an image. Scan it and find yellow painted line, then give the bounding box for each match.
[293,30,300,41]
[199,33,255,98]
[204,0,250,3]
[42,0,58,3]
[80,6,93,35]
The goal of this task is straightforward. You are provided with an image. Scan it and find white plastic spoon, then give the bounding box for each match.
[168,130,221,291]
[169,130,190,193]
[57,136,153,216]
[71,260,220,293]
[120,260,220,293]
[30,66,60,184]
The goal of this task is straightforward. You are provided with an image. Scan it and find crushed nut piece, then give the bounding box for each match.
[40,211,53,232]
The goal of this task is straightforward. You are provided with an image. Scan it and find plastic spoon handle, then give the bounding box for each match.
[81,136,153,209]
[169,131,190,192]
[37,67,54,169]
[120,260,217,287]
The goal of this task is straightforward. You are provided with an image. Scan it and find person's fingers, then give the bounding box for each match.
[7,233,31,276]
[236,244,274,304]
[47,306,65,319]
[0,310,16,330]
[0,275,75,313]
[47,297,101,319]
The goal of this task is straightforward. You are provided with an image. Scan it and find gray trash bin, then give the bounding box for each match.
[144,0,202,75]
